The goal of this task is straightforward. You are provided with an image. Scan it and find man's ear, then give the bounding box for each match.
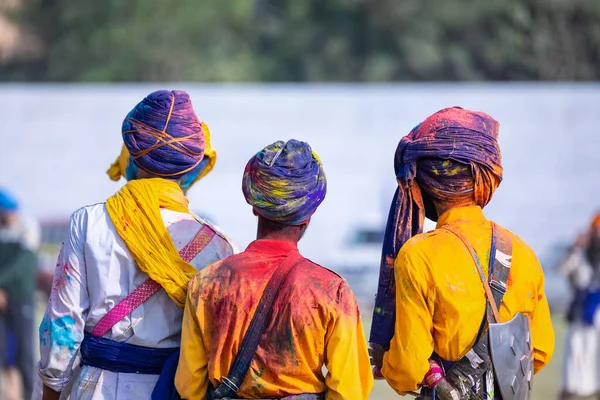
[299,218,311,234]
[252,208,258,217]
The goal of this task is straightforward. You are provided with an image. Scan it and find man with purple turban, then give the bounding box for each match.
[369,107,554,399]
[36,90,235,400]
[175,140,373,400]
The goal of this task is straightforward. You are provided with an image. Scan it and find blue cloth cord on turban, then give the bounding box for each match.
[370,107,503,347]
[242,139,327,226]
[122,90,206,179]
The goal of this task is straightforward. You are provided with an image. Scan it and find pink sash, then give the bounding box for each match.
[90,224,216,337]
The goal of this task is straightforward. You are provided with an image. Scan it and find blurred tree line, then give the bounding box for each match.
[2,0,600,82]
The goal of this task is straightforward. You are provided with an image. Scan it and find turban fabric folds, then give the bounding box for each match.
[107,90,217,188]
[242,139,327,226]
[370,107,503,346]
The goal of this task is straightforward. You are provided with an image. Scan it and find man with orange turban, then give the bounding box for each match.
[370,107,554,399]
[36,90,234,400]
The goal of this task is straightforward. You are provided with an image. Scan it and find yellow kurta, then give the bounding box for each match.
[175,239,373,400]
[381,206,554,393]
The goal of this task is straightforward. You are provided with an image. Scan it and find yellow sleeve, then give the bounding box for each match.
[530,262,555,374]
[381,246,433,394]
[175,278,209,400]
[324,281,374,400]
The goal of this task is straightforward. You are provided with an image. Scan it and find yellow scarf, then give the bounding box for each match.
[106,178,198,308]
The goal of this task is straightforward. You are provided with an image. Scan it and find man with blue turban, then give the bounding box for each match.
[175,139,373,400]
[0,188,38,400]
[36,90,235,400]
[369,107,554,399]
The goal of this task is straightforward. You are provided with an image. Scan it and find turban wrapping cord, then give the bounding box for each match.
[106,90,217,188]
[242,139,327,226]
[370,107,503,347]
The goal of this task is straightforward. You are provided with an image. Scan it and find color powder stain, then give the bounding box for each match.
[506,274,513,288]
[49,315,81,351]
[39,315,50,347]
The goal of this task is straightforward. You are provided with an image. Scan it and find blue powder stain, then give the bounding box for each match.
[39,314,50,347]
[48,315,81,351]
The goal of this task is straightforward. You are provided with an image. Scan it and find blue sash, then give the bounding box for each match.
[583,289,600,325]
[80,332,178,375]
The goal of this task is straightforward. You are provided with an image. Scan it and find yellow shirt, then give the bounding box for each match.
[175,239,374,400]
[381,206,555,393]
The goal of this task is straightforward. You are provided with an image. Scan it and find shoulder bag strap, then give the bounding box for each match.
[90,224,216,337]
[212,253,306,399]
[487,224,513,312]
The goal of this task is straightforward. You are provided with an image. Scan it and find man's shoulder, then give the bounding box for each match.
[69,202,107,222]
[194,216,237,253]
[301,258,346,282]
[399,229,446,256]
[493,224,540,266]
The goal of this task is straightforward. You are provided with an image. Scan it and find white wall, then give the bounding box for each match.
[1,83,599,266]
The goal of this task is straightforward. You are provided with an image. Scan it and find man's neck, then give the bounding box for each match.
[434,201,478,219]
[256,230,300,243]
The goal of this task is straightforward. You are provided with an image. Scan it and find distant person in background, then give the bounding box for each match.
[35,90,235,400]
[175,140,373,400]
[0,188,38,400]
[369,107,554,399]
[560,213,600,400]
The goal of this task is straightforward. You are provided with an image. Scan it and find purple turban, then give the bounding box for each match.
[242,140,327,225]
[122,90,206,178]
[370,107,503,346]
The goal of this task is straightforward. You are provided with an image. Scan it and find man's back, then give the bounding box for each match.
[36,203,234,400]
[382,205,555,391]
[176,239,373,400]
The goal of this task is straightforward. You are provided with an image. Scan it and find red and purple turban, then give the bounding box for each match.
[370,106,503,346]
[120,90,206,179]
[242,139,327,226]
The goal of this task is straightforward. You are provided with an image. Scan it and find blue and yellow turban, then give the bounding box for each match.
[242,140,327,225]
[106,90,216,189]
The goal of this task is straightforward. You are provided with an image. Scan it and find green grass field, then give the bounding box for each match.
[365,314,566,399]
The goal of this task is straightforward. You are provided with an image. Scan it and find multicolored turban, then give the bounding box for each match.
[370,106,503,346]
[106,90,217,189]
[242,139,327,225]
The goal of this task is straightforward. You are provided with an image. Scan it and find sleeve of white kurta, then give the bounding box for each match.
[37,208,89,392]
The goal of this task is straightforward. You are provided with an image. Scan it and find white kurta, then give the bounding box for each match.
[34,203,235,400]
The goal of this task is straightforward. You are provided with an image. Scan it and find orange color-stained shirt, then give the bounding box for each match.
[175,239,373,400]
[381,206,555,394]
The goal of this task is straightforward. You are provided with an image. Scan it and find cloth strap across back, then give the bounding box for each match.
[441,222,512,325]
[91,224,216,337]
[211,253,307,399]
[426,222,512,399]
